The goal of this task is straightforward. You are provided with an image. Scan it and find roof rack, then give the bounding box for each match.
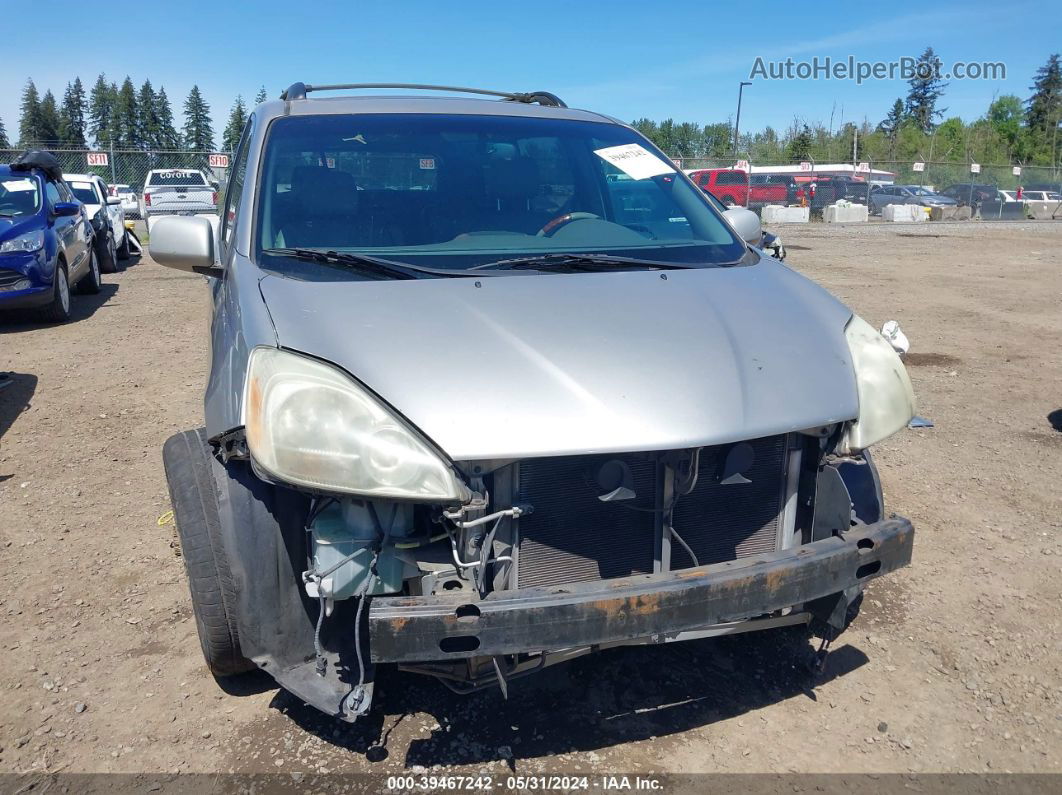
[279,82,567,108]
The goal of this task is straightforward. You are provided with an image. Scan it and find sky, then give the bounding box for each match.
[1,0,1059,146]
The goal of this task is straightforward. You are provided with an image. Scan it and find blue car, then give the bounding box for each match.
[0,159,100,323]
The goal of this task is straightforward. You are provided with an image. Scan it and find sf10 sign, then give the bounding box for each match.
[86,152,109,167]
[208,153,230,169]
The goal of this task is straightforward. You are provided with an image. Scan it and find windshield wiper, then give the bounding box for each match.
[261,247,427,280]
[471,253,693,272]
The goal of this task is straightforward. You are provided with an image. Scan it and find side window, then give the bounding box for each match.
[45,182,62,207]
[222,116,254,244]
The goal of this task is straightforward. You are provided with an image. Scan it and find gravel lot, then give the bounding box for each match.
[1,222,1060,779]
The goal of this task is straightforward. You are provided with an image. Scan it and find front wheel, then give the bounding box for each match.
[38,261,71,323]
[117,229,131,260]
[77,248,101,295]
[163,429,255,677]
[98,232,119,273]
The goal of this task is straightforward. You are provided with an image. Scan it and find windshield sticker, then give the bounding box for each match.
[593,143,675,181]
[2,179,36,192]
[419,158,436,170]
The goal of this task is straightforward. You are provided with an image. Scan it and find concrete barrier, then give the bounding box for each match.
[824,202,869,223]
[761,205,809,223]
[979,201,1027,220]
[882,204,926,222]
[1025,200,1061,220]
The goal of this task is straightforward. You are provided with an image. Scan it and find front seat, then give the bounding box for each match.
[481,156,546,234]
[279,166,363,248]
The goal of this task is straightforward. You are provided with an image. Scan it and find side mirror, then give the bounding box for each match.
[150,216,222,277]
[723,207,762,246]
[106,197,122,206]
[53,201,80,217]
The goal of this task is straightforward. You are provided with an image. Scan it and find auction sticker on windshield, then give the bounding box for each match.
[594,143,675,180]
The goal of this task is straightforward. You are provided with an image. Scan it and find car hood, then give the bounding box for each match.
[0,216,37,241]
[258,259,859,461]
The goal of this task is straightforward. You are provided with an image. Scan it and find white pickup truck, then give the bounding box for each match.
[142,169,217,233]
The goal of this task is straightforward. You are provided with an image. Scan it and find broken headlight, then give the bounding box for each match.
[839,314,916,453]
[242,347,467,502]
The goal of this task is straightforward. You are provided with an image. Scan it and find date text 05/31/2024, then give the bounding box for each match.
[385,775,665,791]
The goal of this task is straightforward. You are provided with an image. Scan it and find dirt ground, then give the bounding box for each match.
[1,221,1060,781]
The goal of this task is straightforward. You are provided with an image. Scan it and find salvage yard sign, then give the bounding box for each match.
[209,153,230,168]
[87,152,108,167]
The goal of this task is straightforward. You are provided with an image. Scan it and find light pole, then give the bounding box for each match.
[733,81,752,155]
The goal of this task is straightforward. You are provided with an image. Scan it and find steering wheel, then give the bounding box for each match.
[536,211,600,237]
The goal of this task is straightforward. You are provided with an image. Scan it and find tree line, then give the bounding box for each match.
[634,49,1061,168]
[0,77,268,153]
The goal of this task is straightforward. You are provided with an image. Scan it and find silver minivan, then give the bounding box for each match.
[153,83,916,721]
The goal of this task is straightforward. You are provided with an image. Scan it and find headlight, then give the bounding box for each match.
[0,230,44,254]
[243,347,468,502]
[839,314,916,452]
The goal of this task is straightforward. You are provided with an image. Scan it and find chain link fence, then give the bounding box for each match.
[669,154,1062,221]
[1,147,232,221]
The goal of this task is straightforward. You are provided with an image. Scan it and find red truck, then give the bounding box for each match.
[687,169,791,208]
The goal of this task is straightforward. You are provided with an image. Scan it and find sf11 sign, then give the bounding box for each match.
[87,152,109,167]
[208,153,230,169]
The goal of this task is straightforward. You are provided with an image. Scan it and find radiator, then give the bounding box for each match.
[515,436,789,589]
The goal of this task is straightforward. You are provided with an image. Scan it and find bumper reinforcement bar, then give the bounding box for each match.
[368,518,914,663]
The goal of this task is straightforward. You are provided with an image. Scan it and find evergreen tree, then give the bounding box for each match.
[88,74,116,147]
[155,87,180,148]
[58,78,88,147]
[182,85,214,150]
[19,79,44,146]
[137,80,160,150]
[111,76,139,148]
[0,116,10,149]
[905,47,948,133]
[222,96,247,151]
[784,124,814,161]
[1025,54,1061,142]
[878,99,905,137]
[38,90,61,146]
[254,86,268,106]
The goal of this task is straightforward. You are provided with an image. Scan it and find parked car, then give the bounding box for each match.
[869,184,958,215]
[66,173,128,272]
[799,176,870,208]
[1020,190,1062,202]
[687,168,788,208]
[751,173,801,205]
[141,168,217,232]
[109,183,140,218]
[153,82,916,723]
[1,153,99,322]
[939,183,999,212]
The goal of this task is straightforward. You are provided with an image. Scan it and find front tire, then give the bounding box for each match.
[38,261,71,323]
[98,231,119,273]
[163,429,255,677]
[77,248,101,295]
[117,229,131,260]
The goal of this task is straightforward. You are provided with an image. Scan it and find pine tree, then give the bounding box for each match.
[254,86,268,106]
[137,80,160,150]
[222,96,247,151]
[58,78,88,147]
[19,80,44,146]
[785,124,814,161]
[111,77,139,148]
[878,99,905,137]
[155,87,179,149]
[88,74,116,148]
[38,91,60,146]
[905,47,948,133]
[0,116,10,149]
[1026,54,1062,139]
[182,85,214,150]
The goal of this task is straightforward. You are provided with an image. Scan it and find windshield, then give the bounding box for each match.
[254,113,745,273]
[69,183,99,205]
[0,176,42,217]
[148,170,207,187]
